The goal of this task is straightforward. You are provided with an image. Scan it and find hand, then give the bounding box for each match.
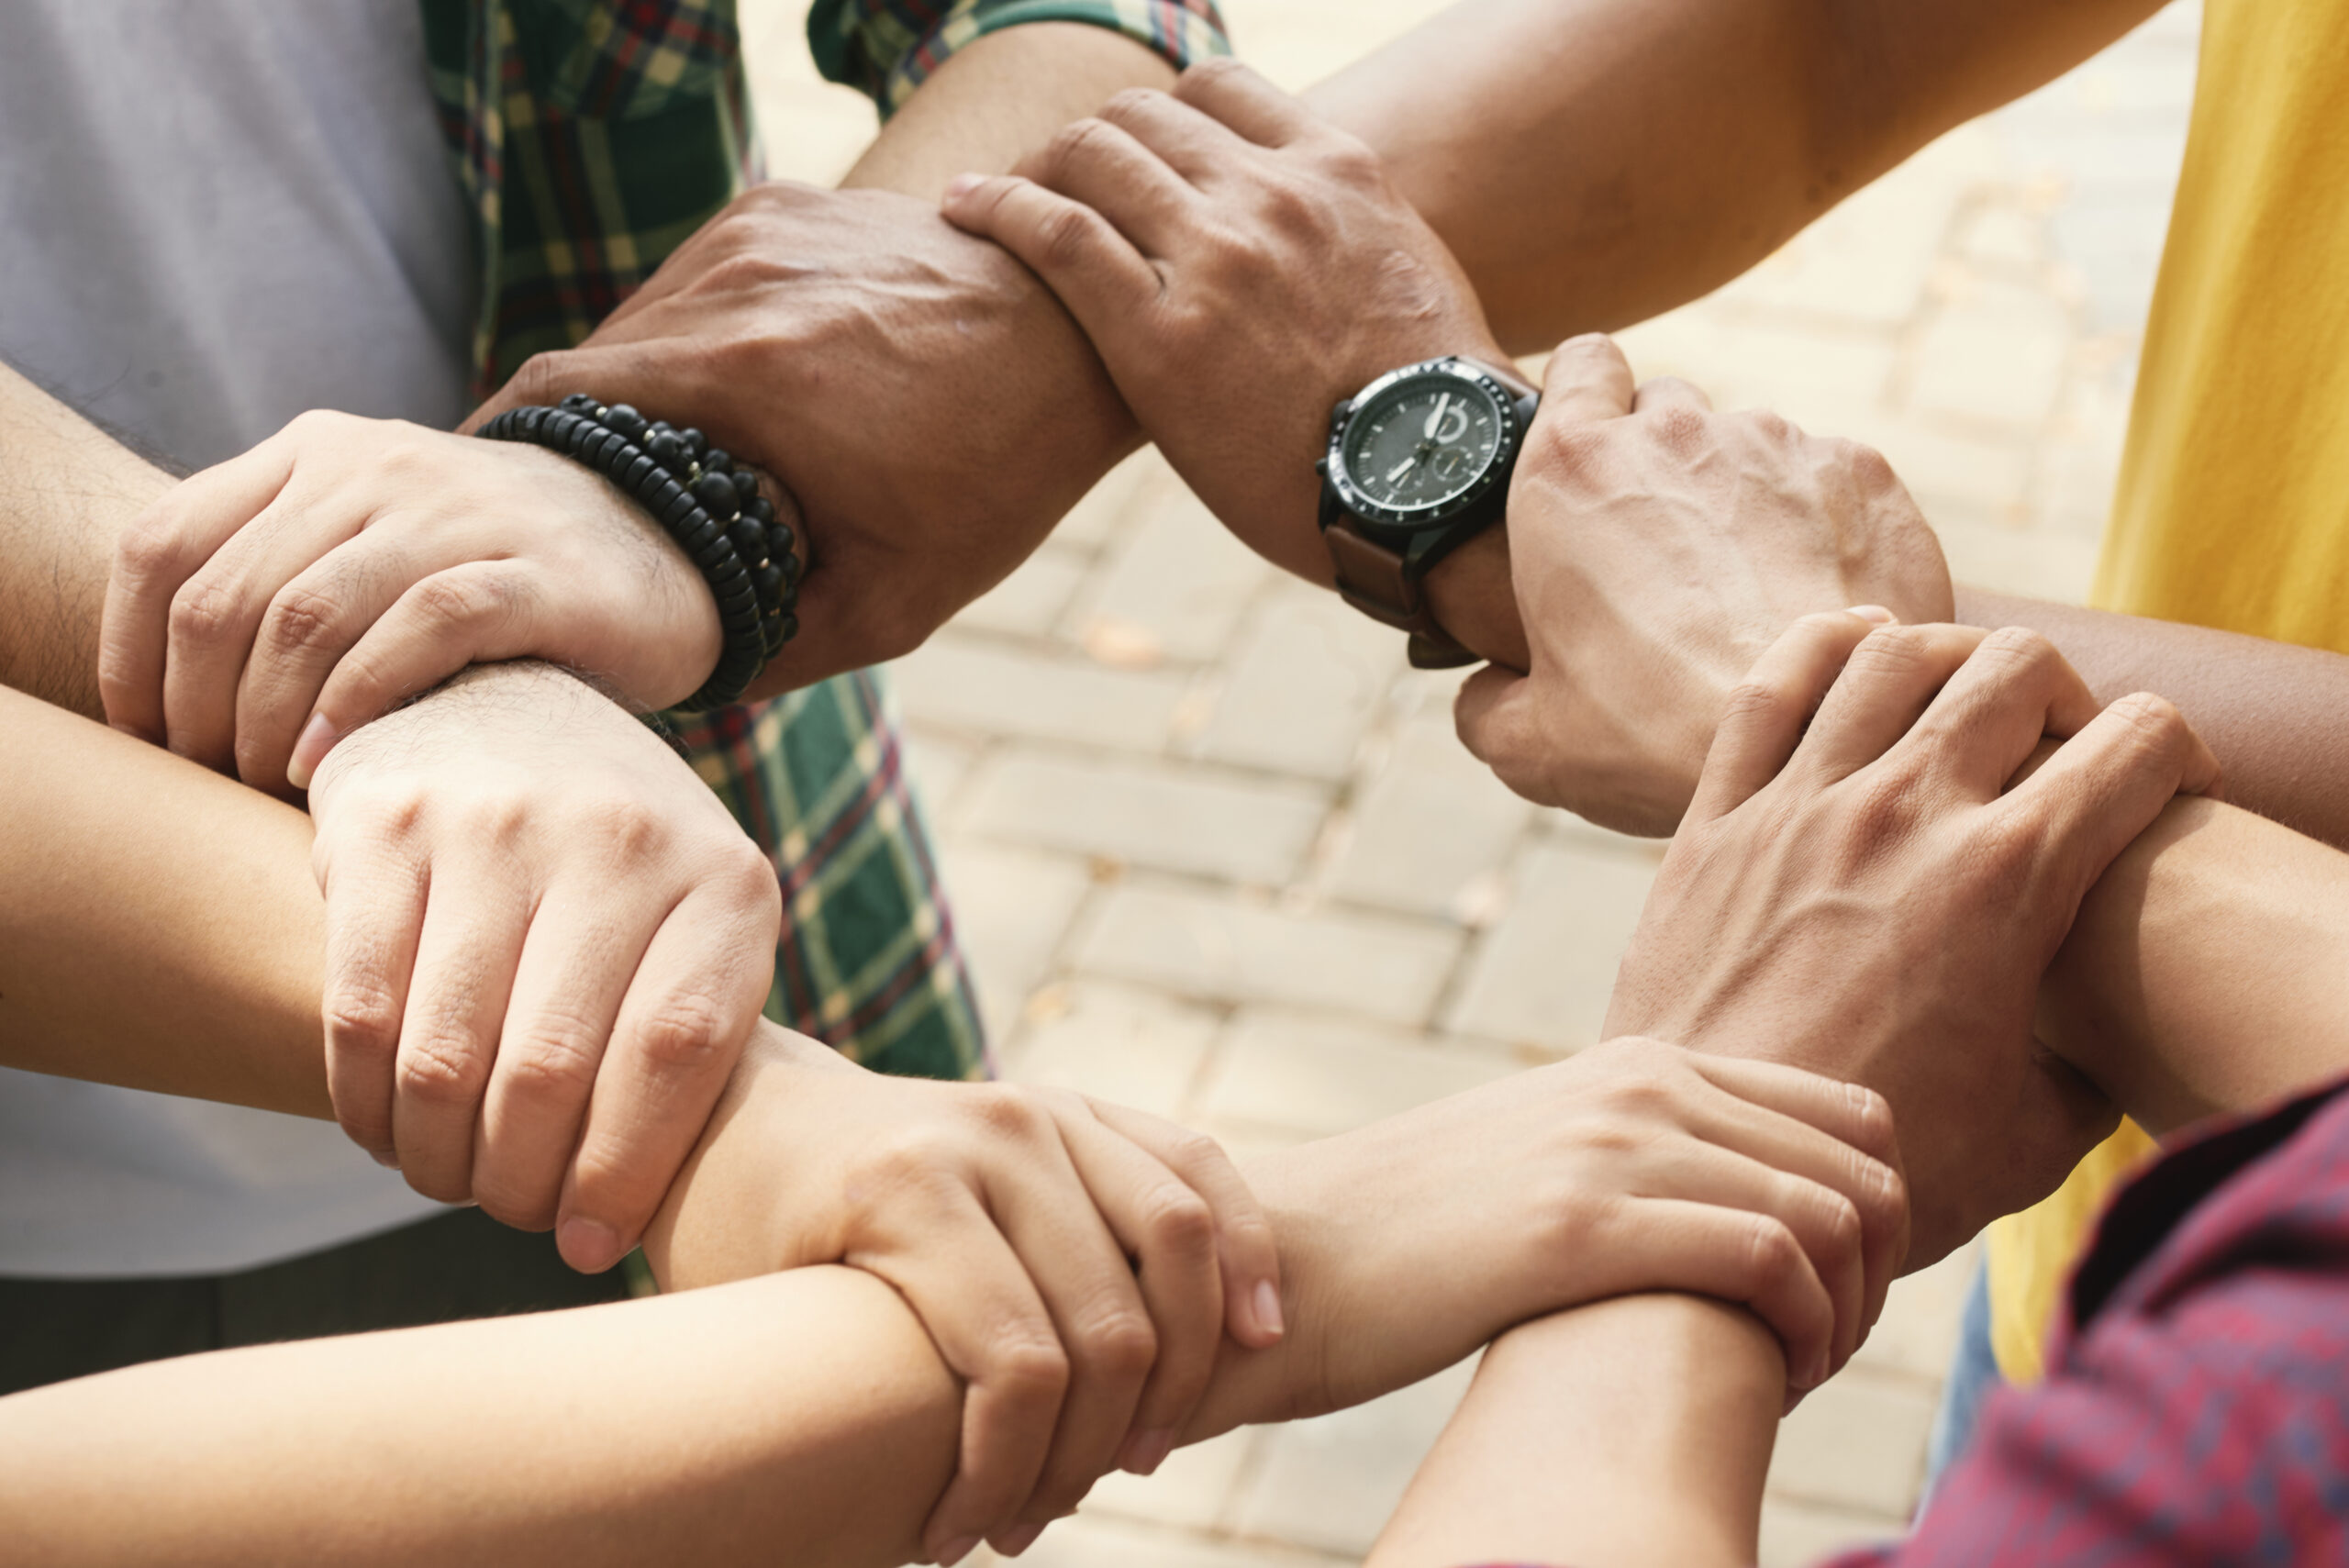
[306,661,780,1273]
[474,182,1136,692]
[646,1028,1284,1563]
[1219,1037,1905,1426]
[1606,613,2221,1266]
[941,61,1519,642]
[100,414,725,794]
[1454,339,1955,836]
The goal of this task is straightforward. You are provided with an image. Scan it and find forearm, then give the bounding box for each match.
[1369,1295,1781,1568]
[0,360,172,716]
[1961,587,2349,852]
[2043,796,2349,1139]
[841,21,1174,199]
[0,1264,959,1568]
[1311,0,2160,351]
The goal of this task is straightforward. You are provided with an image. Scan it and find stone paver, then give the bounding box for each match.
[741,0,2201,1557]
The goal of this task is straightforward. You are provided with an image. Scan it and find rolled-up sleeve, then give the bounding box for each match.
[807,0,1231,116]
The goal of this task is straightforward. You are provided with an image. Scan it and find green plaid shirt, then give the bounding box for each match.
[417,0,1226,1081]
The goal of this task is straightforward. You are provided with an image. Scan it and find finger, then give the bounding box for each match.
[1535,334,1636,424]
[163,471,379,773]
[1687,610,1887,824]
[1020,1110,1218,1512]
[1687,1053,1902,1171]
[1791,622,1988,784]
[1631,375,1714,413]
[977,1129,1161,1551]
[940,173,1163,329]
[466,888,651,1231]
[317,840,429,1167]
[1453,665,1561,808]
[1590,1195,1837,1395]
[2005,690,2222,908]
[231,535,423,793]
[1093,83,1262,183]
[1019,116,1208,255]
[101,444,298,743]
[552,879,773,1273]
[288,562,547,791]
[853,1183,1067,1568]
[1087,1100,1283,1351]
[1168,59,1319,148]
[1677,1066,1908,1355]
[1896,627,2105,802]
[391,851,534,1203]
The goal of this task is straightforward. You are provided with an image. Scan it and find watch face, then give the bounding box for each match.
[1341,373,1507,515]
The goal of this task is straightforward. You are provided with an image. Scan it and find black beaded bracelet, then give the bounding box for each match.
[477,395,802,711]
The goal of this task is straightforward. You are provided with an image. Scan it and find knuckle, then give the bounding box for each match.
[2106,689,2189,750]
[1740,1214,1806,1291]
[168,580,240,650]
[1976,624,2062,679]
[1315,132,1384,186]
[495,1022,604,1104]
[968,1084,1052,1145]
[632,991,729,1077]
[409,571,511,635]
[1097,86,1162,128]
[1642,404,1710,451]
[1035,201,1105,272]
[1075,1305,1159,1379]
[262,581,348,656]
[1839,438,1899,491]
[1138,1183,1217,1259]
[1039,117,1112,182]
[396,1030,493,1109]
[1743,408,1795,442]
[1843,1082,1898,1157]
[322,985,402,1062]
[986,1330,1072,1404]
[113,511,188,588]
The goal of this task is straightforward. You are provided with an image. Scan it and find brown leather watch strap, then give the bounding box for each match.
[1324,525,1479,669]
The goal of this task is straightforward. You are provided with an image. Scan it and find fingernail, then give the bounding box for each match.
[558,1218,622,1274]
[943,172,984,202]
[995,1522,1044,1557]
[1117,1425,1176,1477]
[370,1148,401,1170]
[286,712,338,790]
[1845,605,1898,626]
[1253,1279,1286,1340]
[934,1536,980,1566]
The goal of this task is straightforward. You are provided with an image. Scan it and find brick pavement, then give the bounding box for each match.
[737,2,2203,1560]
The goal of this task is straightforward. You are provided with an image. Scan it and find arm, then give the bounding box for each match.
[2042,795,2349,1137]
[1370,1294,1781,1568]
[0,359,171,717]
[1313,0,2165,351]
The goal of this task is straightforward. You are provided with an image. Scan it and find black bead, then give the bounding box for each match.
[676,514,722,556]
[704,448,731,474]
[679,428,707,460]
[559,392,599,414]
[729,469,760,508]
[692,472,741,519]
[620,453,658,492]
[752,562,785,604]
[600,403,648,441]
[728,517,768,563]
[646,432,686,468]
[777,550,804,588]
[745,496,775,527]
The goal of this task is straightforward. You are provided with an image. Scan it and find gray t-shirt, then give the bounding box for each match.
[0,0,480,1273]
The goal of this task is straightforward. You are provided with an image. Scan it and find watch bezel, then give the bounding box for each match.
[1323,358,1525,540]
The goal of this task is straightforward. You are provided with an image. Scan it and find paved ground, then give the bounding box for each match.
[739,4,2204,1561]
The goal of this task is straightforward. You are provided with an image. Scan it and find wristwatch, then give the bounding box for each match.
[1316,355,1541,668]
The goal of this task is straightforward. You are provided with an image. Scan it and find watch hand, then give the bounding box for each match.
[1387,455,1419,483]
[1424,394,1451,440]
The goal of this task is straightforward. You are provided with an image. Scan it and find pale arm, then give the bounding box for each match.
[1371,1294,1782,1568]
[0,1263,960,1568]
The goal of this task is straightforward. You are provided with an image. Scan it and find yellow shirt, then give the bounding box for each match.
[1987,0,2349,1383]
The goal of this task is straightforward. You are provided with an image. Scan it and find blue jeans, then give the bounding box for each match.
[1920,1261,2002,1510]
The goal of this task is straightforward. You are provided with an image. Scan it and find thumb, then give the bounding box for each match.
[1455,663,1561,808]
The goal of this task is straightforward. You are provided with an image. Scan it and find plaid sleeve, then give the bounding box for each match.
[807,0,1231,116]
